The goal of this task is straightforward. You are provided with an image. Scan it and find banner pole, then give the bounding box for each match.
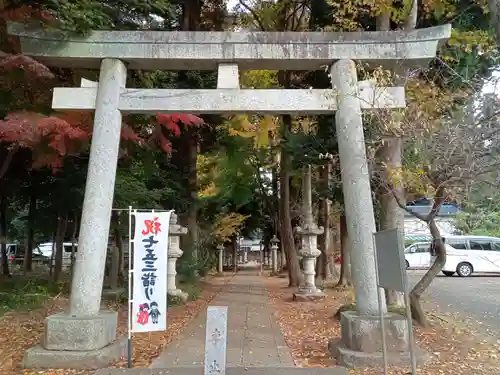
[373,233,388,375]
[127,206,133,368]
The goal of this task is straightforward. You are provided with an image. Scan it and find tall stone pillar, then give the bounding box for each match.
[330,59,381,315]
[70,58,126,315]
[293,165,325,301]
[217,244,224,275]
[23,58,128,368]
[270,235,279,275]
[168,213,189,302]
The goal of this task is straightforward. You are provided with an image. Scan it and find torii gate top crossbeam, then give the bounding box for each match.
[7,23,451,71]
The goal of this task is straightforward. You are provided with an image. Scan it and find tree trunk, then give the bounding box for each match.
[337,214,351,287]
[0,146,18,181]
[315,246,326,284]
[109,244,120,290]
[280,247,287,271]
[24,182,36,272]
[410,218,446,327]
[326,217,340,281]
[181,0,201,261]
[182,0,201,29]
[0,195,9,276]
[232,235,238,272]
[53,216,63,282]
[111,211,125,281]
[377,138,405,307]
[186,134,199,258]
[272,154,280,238]
[279,115,301,287]
[53,214,68,282]
[316,164,330,283]
[70,212,78,272]
[375,5,408,308]
[49,227,56,277]
[489,0,500,48]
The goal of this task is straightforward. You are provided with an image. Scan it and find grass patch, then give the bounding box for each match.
[0,276,69,315]
[181,281,201,301]
[167,281,202,306]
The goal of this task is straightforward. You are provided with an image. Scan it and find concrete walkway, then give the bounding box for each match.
[151,268,295,368]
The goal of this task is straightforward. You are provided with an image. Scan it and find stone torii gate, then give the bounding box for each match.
[7,23,450,369]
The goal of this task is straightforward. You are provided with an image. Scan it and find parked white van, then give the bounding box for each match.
[404,242,456,269]
[441,235,500,277]
[404,242,431,269]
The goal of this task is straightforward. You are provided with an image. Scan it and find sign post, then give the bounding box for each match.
[373,228,417,375]
[127,208,172,367]
[204,306,228,375]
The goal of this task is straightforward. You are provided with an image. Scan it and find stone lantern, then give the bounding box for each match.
[270,235,279,275]
[217,244,224,275]
[293,165,326,301]
[168,213,188,302]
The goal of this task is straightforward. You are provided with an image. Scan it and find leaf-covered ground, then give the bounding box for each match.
[0,273,233,375]
[267,276,500,375]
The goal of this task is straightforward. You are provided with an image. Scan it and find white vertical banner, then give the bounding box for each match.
[131,211,171,333]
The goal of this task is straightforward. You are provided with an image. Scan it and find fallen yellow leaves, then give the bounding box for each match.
[0,273,233,375]
[267,276,500,375]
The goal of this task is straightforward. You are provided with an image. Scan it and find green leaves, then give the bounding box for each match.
[28,0,177,34]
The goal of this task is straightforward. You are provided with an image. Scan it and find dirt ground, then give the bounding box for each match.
[0,273,233,375]
[267,276,500,375]
[5,272,499,375]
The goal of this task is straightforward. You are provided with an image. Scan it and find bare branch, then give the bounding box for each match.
[390,187,428,221]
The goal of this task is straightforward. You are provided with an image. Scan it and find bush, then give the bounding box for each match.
[0,277,68,315]
[177,247,216,282]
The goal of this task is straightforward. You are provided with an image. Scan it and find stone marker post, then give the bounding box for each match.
[330,60,381,315]
[270,235,279,275]
[293,165,326,301]
[217,244,224,275]
[168,213,189,302]
[204,306,228,375]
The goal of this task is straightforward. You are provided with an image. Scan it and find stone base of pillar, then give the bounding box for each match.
[168,289,189,303]
[292,288,326,301]
[23,311,126,369]
[328,311,429,368]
